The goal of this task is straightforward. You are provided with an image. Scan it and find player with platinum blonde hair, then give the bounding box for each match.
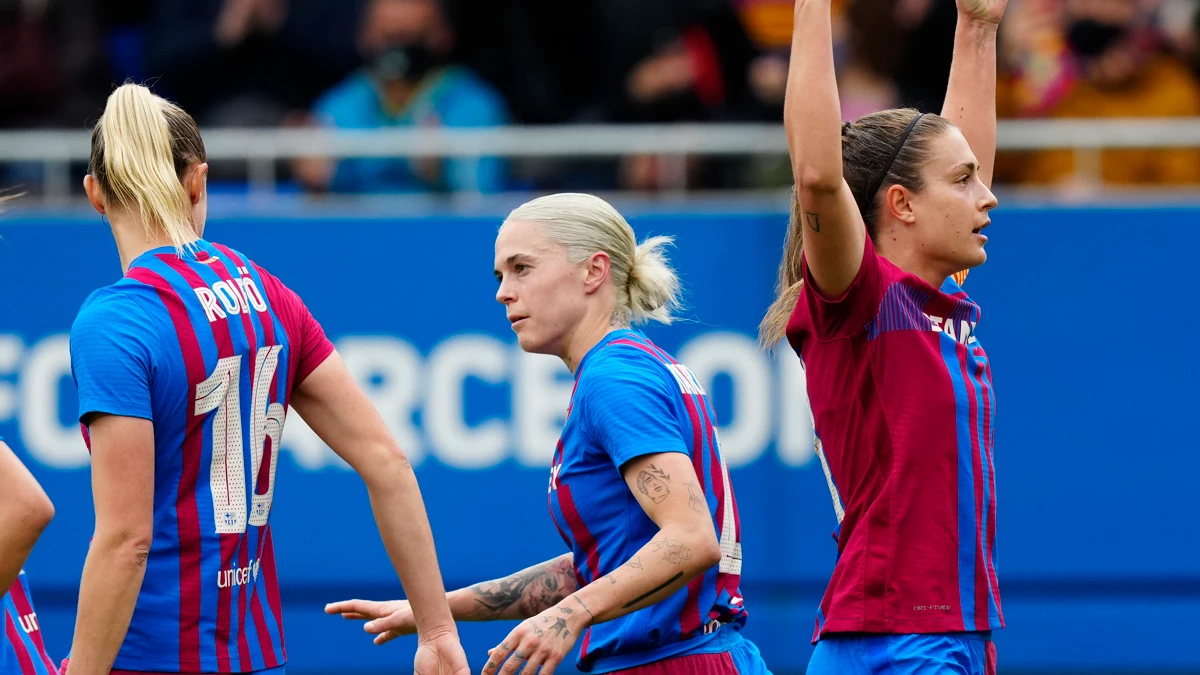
[329,193,773,675]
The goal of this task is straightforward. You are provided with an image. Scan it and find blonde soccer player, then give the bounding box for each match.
[329,194,773,675]
[61,83,468,675]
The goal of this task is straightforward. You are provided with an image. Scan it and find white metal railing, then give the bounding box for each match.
[2,118,1199,200]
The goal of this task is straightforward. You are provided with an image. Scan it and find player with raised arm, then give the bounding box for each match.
[328,193,771,675]
[62,83,469,675]
[759,0,1006,673]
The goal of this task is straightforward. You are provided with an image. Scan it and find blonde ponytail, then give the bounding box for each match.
[628,235,681,325]
[505,193,683,326]
[90,83,207,253]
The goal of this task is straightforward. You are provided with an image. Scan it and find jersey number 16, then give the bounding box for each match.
[195,345,286,535]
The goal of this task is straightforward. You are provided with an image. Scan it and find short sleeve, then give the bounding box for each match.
[71,293,157,422]
[800,234,888,340]
[581,354,690,470]
[252,264,335,386]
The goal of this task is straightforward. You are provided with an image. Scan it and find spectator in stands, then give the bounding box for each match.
[294,0,509,195]
[143,0,363,127]
[1156,0,1200,75]
[0,0,109,127]
[592,0,772,190]
[996,0,1200,186]
[0,0,110,194]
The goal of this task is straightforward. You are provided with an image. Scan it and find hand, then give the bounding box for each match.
[956,0,1007,25]
[324,598,415,645]
[627,45,695,103]
[414,631,471,675]
[482,602,588,675]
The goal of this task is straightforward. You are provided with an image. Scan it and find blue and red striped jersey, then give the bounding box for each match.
[69,240,335,673]
[2,571,57,675]
[548,329,749,673]
[786,235,1002,641]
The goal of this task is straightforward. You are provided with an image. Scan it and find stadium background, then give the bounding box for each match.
[1,0,1199,673]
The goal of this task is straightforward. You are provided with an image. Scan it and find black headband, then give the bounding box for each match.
[866,112,924,202]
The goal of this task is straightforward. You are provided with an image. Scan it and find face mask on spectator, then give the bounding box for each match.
[1066,19,1129,57]
[372,43,439,84]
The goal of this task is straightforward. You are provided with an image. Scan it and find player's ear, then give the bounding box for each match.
[83,175,107,216]
[184,162,209,205]
[885,184,917,225]
[582,251,611,294]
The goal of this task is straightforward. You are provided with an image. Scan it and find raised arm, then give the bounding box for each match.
[941,0,1007,187]
[0,441,54,593]
[482,452,722,675]
[787,0,869,297]
[291,352,469,675]
[325,553,579,645]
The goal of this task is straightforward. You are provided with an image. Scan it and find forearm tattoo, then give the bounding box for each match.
[469,556,578,619]
[653,538,693,565]
[622,572,684,609]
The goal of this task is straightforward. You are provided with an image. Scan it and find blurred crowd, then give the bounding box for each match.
[2,0,1199,194]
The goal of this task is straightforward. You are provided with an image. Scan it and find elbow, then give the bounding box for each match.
[673,532,720,573]
[10,489,54,544]
[797,164,843,197]
[693,537,722,571]
[114,538,153,569]
[359,442,414,488]
[93,528,153,568]
[26,489,55,536]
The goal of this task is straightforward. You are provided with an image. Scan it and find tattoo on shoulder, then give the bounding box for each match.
[636,465,671,504]
[653,538,693,565]
[684,481,705,513]
[805,211,821,233]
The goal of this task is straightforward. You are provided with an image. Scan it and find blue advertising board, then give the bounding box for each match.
[0,203,1196,673]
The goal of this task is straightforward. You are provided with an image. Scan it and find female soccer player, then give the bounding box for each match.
[328,193,771,675]
[1,439,57,675]
[759,0,1006,673]
[63,83,469,675]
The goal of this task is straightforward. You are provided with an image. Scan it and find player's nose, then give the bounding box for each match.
[979,183,998,212]
[495,279,516,305]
